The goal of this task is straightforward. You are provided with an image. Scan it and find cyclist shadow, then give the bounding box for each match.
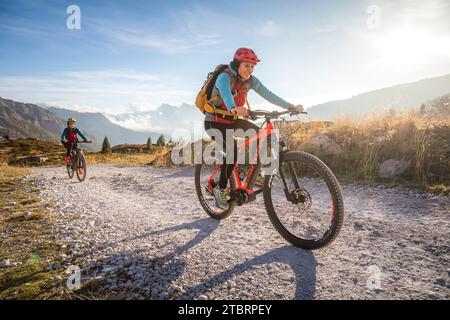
[139,219,317,300]
[135,218,220,260]
[94,218,316,300]
[154,166,196,180]
[181,245,317,300]
[88,218,219,299]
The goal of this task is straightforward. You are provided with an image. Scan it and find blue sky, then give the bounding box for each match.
[1,0,450,114]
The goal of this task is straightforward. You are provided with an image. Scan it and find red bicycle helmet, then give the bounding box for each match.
[233,47,260,64]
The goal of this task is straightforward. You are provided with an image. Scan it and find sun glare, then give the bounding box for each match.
[374,26,450,67]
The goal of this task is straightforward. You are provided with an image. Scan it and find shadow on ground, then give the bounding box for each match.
[82,217,317,300]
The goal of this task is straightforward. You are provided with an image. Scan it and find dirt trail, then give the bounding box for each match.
[31,164,449,299]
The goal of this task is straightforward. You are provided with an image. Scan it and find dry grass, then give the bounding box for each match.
[85,146,171,165]
[0,164,69,299]
[0,163,30,180]
[0,138,171,167]
[427,184,450,196]
[0,139,66,166]
[147,112,449,190]
[146,113,449,189]
[288,112,450,188]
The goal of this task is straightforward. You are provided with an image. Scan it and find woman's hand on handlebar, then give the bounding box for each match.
[232,106,249,118]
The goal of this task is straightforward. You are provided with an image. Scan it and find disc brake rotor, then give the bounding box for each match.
[292,187,312,210]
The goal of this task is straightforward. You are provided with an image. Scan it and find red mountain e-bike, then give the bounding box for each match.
[195,110,344,249]
[66,140,91,182]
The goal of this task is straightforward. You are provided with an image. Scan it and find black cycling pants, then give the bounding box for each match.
[204,119,260,189]
[61,141,75,157]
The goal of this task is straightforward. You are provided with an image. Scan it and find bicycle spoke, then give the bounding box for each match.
[197,163,232,217]
[268,159,334,241]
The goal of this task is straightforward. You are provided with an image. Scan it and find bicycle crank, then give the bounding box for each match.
[229,189,257,206]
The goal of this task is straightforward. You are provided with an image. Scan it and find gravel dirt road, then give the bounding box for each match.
[30,164,449,299]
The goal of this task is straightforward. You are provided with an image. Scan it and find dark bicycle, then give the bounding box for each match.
[66,140,91,182]
[195,110,344,250]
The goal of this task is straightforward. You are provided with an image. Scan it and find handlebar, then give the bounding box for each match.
[248,109,308,121]
[62,140,92,144]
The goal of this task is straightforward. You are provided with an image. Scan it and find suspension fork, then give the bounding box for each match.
[277,151,300,203]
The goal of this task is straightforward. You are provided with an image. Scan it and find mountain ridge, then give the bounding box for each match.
[47,107,161,146]
[304,73,450,120]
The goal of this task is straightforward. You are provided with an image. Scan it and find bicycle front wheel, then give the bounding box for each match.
[67,163,74,179]
[263,151,344,249]
[76,153,87,182]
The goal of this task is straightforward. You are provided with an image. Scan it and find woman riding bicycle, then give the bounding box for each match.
[204,47,304,210]
[60,117,89,164]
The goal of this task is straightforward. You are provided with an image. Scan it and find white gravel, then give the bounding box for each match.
[30,164,449,299]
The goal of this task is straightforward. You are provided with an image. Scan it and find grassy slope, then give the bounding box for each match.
[0,165,66,299]
[0,139,66,166]
[0,165,114,299]
[291,114,449,187]
[0,138,171,167]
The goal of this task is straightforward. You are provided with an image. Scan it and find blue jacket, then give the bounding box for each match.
[61,127,87,142]
[213,64,290,111]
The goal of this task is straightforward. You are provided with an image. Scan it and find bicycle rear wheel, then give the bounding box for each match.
[195,161,237,220]
[263,151,344,249]
[76,153,87,182]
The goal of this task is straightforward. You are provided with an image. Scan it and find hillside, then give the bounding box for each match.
[0,138,66,166]
[417,93,450,119]
[0,97,99,151]
[0,97,65,142]
[106,103,203,135]
[303,74,450,120]
[0,138,170,167]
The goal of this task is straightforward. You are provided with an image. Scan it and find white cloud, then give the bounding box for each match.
[391,0,449,21]
[254,20,284,37]
[123,102,156,113]
[111,30,218,54]
[0,69,195,113]
[98,7,223,54]
[313,25,336,34]
[65,70,160,82]
[0,23,50,36]
[105,114,160,132]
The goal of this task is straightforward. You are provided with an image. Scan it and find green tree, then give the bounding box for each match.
[146,136,153,151]
[101,136,112,154]
[157,134,166,146]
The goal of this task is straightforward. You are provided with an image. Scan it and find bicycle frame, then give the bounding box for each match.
[68,140,87,157]
[207,118,275,197]
[67,141,87,170]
